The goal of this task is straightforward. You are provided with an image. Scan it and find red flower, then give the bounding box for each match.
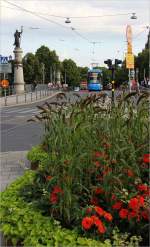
[143,154,150,163]
[129,196,144,211]
[95,206,104,216]
[104,212,113,222]
[82,217,93,230]
[111,194,117,201]
[128,210,137,220]
[94,161,101,167]
[53,186,63,194]
[95,187,104,195]
[119,208,129,219]
[102,167,112,176]
[50,193,58,204]
[141,210,149,220]
[98,222,106,234]
[127,169,134,177]
[91,216,102,227]
[137,184,148,192]
[112,201,123,210]
[46,175,52,181]
[128,197,139,210]
[94,151,104,158]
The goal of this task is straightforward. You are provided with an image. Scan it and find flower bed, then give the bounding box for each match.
[0,92,149,246]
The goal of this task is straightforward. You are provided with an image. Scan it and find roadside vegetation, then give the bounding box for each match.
[0,91,149,246]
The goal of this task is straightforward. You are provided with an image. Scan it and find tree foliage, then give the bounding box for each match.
[62,59,80,87]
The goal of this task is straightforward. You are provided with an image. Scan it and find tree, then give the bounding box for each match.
[62,59,80,87]
[23,53,42,84]
[78,66,88,81]
[35,46,60,83]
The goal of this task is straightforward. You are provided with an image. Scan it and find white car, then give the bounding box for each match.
[74,87,80,92]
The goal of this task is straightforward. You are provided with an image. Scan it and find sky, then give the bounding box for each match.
[0,0,149,67]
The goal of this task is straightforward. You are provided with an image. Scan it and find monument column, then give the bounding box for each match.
[13,27,25,94]
[13,47,25,93]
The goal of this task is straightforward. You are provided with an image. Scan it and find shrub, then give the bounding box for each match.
[23,92,149,245]
[0,172,142,246]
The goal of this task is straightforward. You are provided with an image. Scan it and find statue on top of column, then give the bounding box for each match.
[13,26,23,48]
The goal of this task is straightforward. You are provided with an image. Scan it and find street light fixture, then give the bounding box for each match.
[130,13,137,19]
[65,17,71,24]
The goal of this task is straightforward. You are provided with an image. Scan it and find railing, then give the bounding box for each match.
[1,88,60,106]
[0,84,49,97]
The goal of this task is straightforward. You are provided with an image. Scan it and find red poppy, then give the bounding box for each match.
[112,201,123,210]
[143,154,150,163]
[94,206,104,216]
[46,175,52,181]
[103,142,111,149]
[95,187,104,195]
[98,222,106,234]
[119,208,129,219]
[82,217,93,230]
[104,212,113,222]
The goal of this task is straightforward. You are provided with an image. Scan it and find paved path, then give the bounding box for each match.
[0,151,30,192]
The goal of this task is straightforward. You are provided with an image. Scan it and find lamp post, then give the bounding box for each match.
[41,63,45,84]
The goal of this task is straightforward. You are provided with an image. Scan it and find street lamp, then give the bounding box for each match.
[130,13,137,19]
[65,17,71,24]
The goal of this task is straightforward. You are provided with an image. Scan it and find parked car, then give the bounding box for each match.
[74,87,80,92]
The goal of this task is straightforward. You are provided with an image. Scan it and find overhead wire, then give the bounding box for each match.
[3,0,70,30]
[1,4,134,19]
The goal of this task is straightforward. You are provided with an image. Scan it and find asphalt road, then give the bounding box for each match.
[0,91,90,152]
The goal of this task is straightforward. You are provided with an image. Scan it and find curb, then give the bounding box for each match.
[0,92,61,109]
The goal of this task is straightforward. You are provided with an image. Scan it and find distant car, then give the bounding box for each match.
[74,87,80,92]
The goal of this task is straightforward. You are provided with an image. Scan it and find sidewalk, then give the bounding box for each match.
[0,151,29,192]
[0,151,30,246]
[0,89,61,107]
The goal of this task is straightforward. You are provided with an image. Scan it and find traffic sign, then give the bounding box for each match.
[1,79,9,88]
[0,63,12,73]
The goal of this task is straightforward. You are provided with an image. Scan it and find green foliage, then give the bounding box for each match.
[35,45,60,83]
[62,59,80,87]
[0,172,111,247]
[23,53,42,83]
[78,66,88,81]
[27,145,49,167]
[25,92,149,246]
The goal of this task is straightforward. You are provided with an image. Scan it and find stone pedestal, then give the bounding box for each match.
[13,47,25,94]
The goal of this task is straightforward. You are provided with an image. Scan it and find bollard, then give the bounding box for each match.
[4,89,7,106]
[36,90,37,100]
[31,92,32,102]
[25,93,27,103]
[16,95,18,104]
